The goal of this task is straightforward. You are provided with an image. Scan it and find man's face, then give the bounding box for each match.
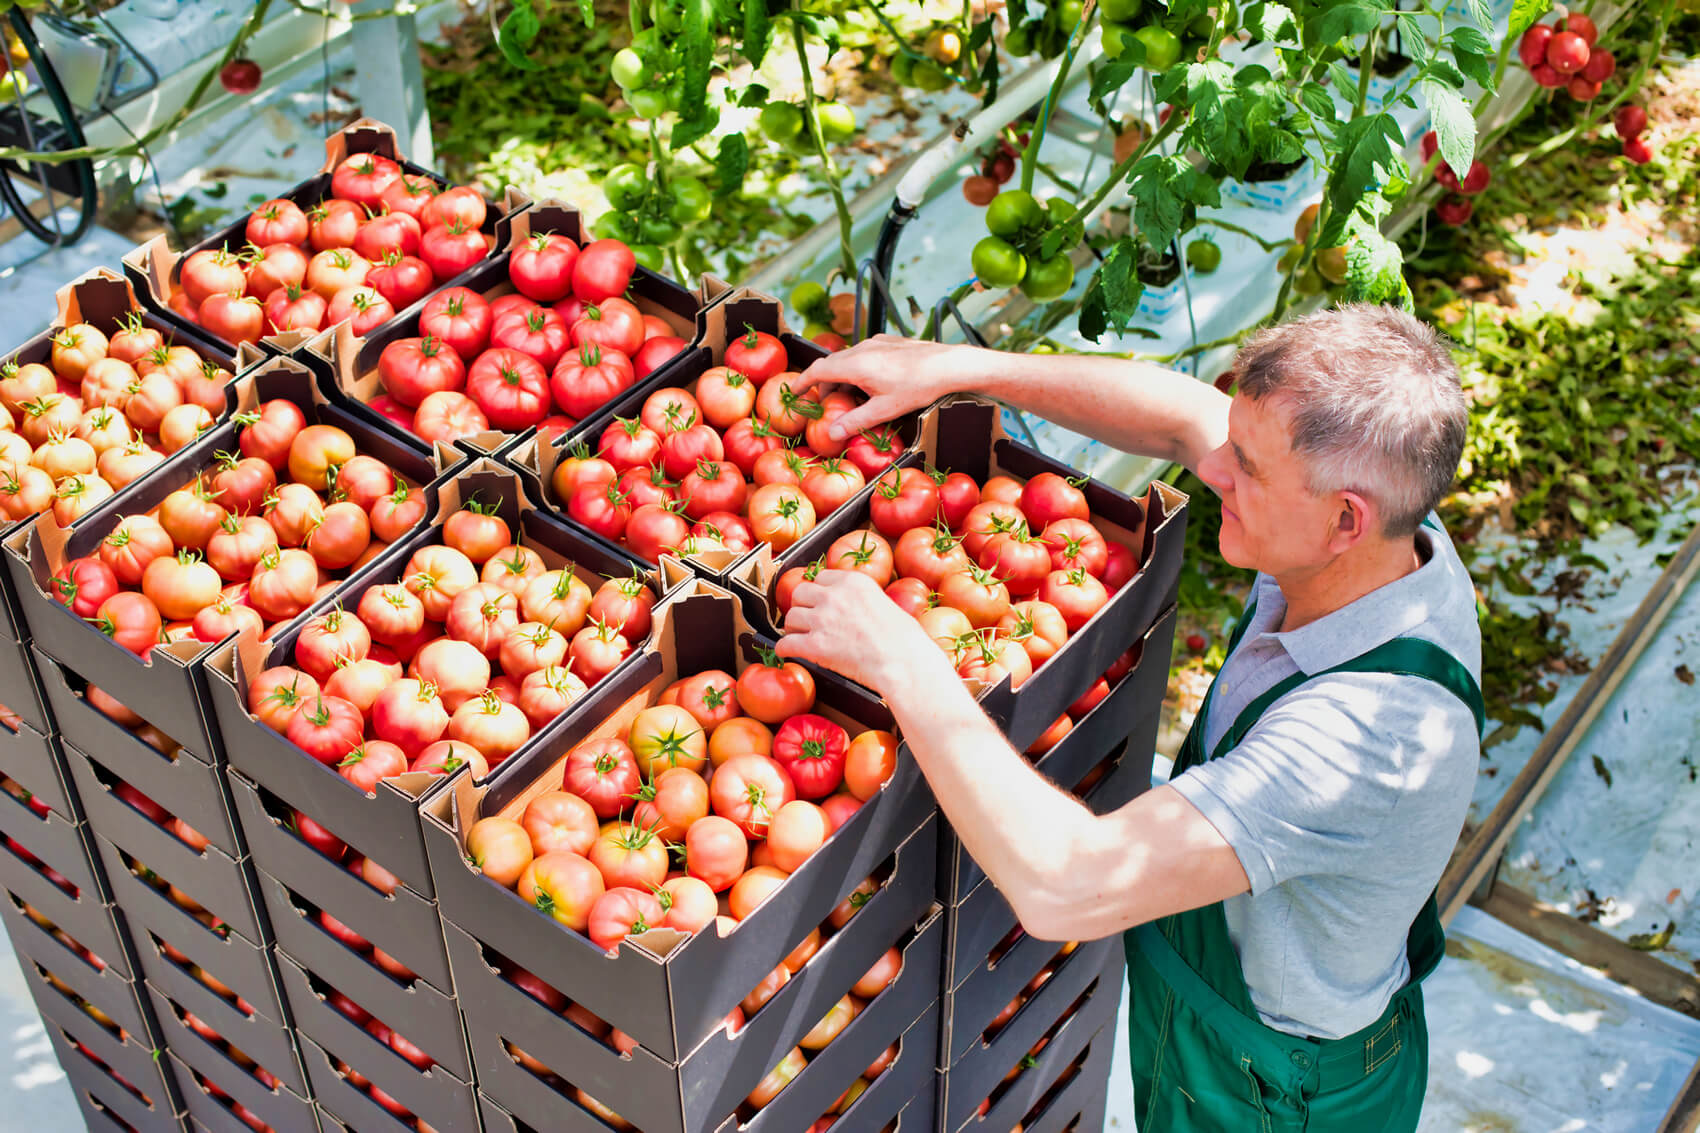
[1196,393,1339,576]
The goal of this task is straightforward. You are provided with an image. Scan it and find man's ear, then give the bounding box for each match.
[1330,490,1374,552]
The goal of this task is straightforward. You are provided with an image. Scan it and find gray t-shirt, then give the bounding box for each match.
[1168,521,1482,1040]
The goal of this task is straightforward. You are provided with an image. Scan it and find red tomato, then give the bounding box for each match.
[1038,568,1109,632]
[588,886,664,950]
[893,525,970,589]
[414,390,489,443]
[1040,517,1109,576]
[979,528,1053,598]
[747,483,817,552]
[571,239,636,303]
[633,335,686,379]
[869,466,941,538]
[885,576,934,617]
[93,591,161,656]
[1102,541,1137,592]
[52,556,119,619]
[381,173,439,220]
[567,620,632,685]
[180,247,246,305]
[367,253,435,310]
[245,199,309,246]
[660,423,724,482]
[998,599,1069,668]
[1020,472,1090,529]
[938,565,1013,629]
[845,424,904,478]
[422,186,487,231]
[420,219,490,280]
[378,336,466,407]
[597,416,662,473]
[419,287,493,358]
[510,233,581,301]
[516,850,604,930]
[200,293,265,345]
[286,694,365,765]
[371,678,450,756]
[826,529,893,587]
[588,822,669,890]
[722,416,786,478]
[353,211,422,262]
[619,464,679,511]
[492,304,570,369]
[710,754,796,837]
[551,345,635,419]
[237,397,307,470]
[245,242,308,299]
[563,737,641,820]
[772,714,850,799]
[307,199,362,251]
[679,461,746,521]
[961,500,1026,563]
[683,815,748,892]
[694,512,754,553]
[587,575,653,640]
[370,484,427,543]
[625,503,690,562]
[331,152,402,208]
[724,328,787,384]
[295,607,372,683]
[572,298,645,357]
[800,458,865,518]
[568,483,632,541]
[466,348,551,430]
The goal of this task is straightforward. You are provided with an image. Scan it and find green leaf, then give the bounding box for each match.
[576,0,592,26]
[713,133,749,197]
[787,12,841,55]
[1448,26,1494,56]
[1127,154,1218,253]
[737,84,768,107]
[1317,1,1386,44]
[1321,113,1403,244]
[1397,15,1429,66]
[673,0,718,151]
[1448,27,1497,89]
[1079,235,1145,342]
[978,42,1001,108]
[1465,0,1491,29]
[1090,60,1140,117]
[1299,82,1338,124]
[1241,1,1299,43]
[1327,61,1357,96]
[1423,80,1475,177]
[743,0,770,67]
[1509,0,1554,42]
[1342,223,1404,304]
[495,0,542,71]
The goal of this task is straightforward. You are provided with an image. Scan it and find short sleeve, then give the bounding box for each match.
[1167,673,1478,895]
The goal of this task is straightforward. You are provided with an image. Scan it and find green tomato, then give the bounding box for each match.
[630,244,665,272]
[628,88,670,119]
[1188,11,1215,38]
[1100,0,1142,21]
[639,213,683,245]
[649,0,680,33]
[1294,267,1325,296]
[630,29,662,56]
[611,48,647,91]
[602,164,648,211]
[594,210,641,243]
[815,102,857,144]
[985,189,1045,238]
[790,281,829,318]
[665,83,683,113]
[1184,238,1221,273]
[911,60,952,91]
[1133,26,1182,71]
[1005,24,1034,56]
[1037,23,1067,58]
[1101,22,1137,59]
[1057,0,1084,25]
[759,102,804,144]
[1021,255,1075,302]
[891,53,916,84]
[1044,197,1074,224]
[667,178,711,224]
[801,320,834,340]
[1276,245,1301,273]
[972,237,1027,289]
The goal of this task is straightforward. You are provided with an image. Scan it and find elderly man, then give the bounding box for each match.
[778,304,1483,1132]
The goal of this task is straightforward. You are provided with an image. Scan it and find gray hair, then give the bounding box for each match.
[1233,304,1467,537]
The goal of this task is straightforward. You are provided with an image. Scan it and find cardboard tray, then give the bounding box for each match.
[45,1017,185,1133]
[142,930,303,1095]
[129,892,291,1050]
[501,288,851,582]
[3,356,455,765]
[421,578,939,1062]
[940,939,1125,1133]
[0,813,131,979]
[734,395,1189,753]
[170,1051,324,1133]
[296,1022,479,1133]
[454,868,941,1133]
[122,119,521,360]
[938,605,1176,907]
[0,619,51,734]
[4,893,147,1037]
[203,458,654,900]
[46,663,244,857]
[959,1009,1114,1133]
[0,712,76,824]
[0,755,112,901]
[473,977,942,1133]
[226,770,453,993]
[266,868,472,1082]
[942,734,1152,994]
[301,198,723,460]
[148,981,311,1123]
[0,268,246,648]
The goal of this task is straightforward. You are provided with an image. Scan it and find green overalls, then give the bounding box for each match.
[1124,587,1486,1132]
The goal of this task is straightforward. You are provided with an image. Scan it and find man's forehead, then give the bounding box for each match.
[1228,391,1296,455]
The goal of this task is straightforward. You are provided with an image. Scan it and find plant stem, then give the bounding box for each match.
[1070,102,1184,221]
[1021,0,1096,194]
[1194,216,1292,252]
[1356,27,1381,117]
[792,13,858,281]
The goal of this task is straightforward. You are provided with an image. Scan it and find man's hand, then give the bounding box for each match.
[774,569,949,696]
[793,335,979,442]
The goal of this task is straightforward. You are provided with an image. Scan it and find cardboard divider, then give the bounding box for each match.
[46,663,244,854]
[203,459,652,899]
[943,943,1125,1133]
[2,356,454,764]
[295,1014,479,1133]
[300,198,721,460]
[456,878,941,1133]
[0,624,52,734]
[225,770,453,993]
[45,1020,185,1132]
[942,734,1150,994]
[121,119,522,360]
[0,713,76,822]
[148,982,311,1127]
[169,1051,323,1133]
[421,578,937,1062]
[0,822,131,978]
[0,267,244,648]
[501,288,849,582]
[939,605,1176,907]
[263,867,471,1081]
[733,394,1189,753]
[3,896,147,1036]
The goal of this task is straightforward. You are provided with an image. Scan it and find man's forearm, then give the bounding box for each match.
[966,351,1230,472]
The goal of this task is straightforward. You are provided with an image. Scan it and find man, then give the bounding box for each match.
[778,304,1483,1132]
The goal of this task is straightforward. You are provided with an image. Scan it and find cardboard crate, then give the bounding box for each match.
[501,288,857,582]
[3,357,455,765]
[474,984,941,1133]
[302,199,724,459]
[268,877,472,1082]
[6,896,147,1037]
[0,624,51,736]
[0,268,244,651]
[0,809,132,978]
[942,735,1151,994]
[122,119,522,359]
[46,1019,185,1133]
[149,982,312,1124]
[965,1012,1114,1133]
[422,579,938,1062]
[0,713,77,827]
[297,1023,479,1133]
[172,1051,324,1133]
[735,395,1188,752]
[456,885,941,1133]
[203,458,654,900]
[938,605,1175,907]
[131,899,291,1062]
[940,939,1124,1133]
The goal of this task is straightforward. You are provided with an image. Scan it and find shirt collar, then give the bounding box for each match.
[1250,525,1457,675]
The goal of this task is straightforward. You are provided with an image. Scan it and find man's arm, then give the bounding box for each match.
[794,336,1231,475]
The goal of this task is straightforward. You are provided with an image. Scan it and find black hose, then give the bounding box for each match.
[2,8,98,247]
[865,201,918,337]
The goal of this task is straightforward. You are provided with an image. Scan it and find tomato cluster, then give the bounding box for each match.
[1,317,235,528]
[1418,131,1493,228]
[170,153,495,346]
[774,468,1136,693]
[784,283,854,351]
[245,505,656,786]
[370,235,686,445]
[46,405,418,658]
[550,329,903,563]
[970,189,1077,302]
[314,982,450,1129]
[961,138,1020,208]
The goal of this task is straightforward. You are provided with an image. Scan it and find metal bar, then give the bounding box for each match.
[350,0,433,167]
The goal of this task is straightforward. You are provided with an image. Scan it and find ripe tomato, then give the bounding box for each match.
[938,565,1013,629]
[410,739,490,781]
[516,850,604,930]
[416,287,492,359]
[845,425,904,479]
[694,512,755,553]
[729,865,789,919]
[636,387,697,438]
[825,529,893,586]
[1040,517,1109,576]
[724,328,787,384]
[422,186,487,231]
[52,556,119,619]
[660,876,718,933]
[572,298,645,356]
[413,638,490,711]
[800,459,865,518]
[956,631,1033,689]
[768,800,830,872]
[893,526,969,589]
[1020,472,1090,529]
[551,345,635,419]
[931,469,981,531]
[588,886,664,950]
[752,448,809,489]
[571,239,636,303]
[92,591,162,657]
[463,817,534,889]
[246,242,309,299]
[492,305,570,369]
[961,500,1025,562]
[371,678,450,756]
[246,199,309,246]
[772,714,850,799]
[998,599,1070,668]
[710,754,796,837]
[588,822,669,890]
[381,173,439,220]
[446,582,520,659]
[368,253,435,310]
[415,390,489,443]
[353,211,422,263]
[722,416,786,478]
[305,248,371,300]
[306,199,362,251]
[510,233,581,302]
[332,152,401,207]
[569,483,632,541]
[868,467,941,538]
[286,694,365,765]
[421,219,490,279]
[633,335,686,380]
[294,606,372,683]
[304,501,371,569]
[658,423,723,483]
[735,652,816,725]
[1038,568,1109,632]
[683,815,748,892]
[567,619,631,685]
[248,666,319,733]
[668,669,739,732]
[99,515,173,586]
[200,293,264,345]
[587,575,654,640]
[563,737,641,820]
[693,367,756,429]
[754,373,821,439]
[597,417,662,473]
[236,397,306,470]
[629,765,710,843]
[448,692,531,766]
[747,483,817,552]
[1102,541,1138,593]
[623,503,688,562]
[378,336,466,407]
[180,248,245,305]
[466,348,550,430]
[676,461,743,521]
[979,528,1052,598]
[325,659,398,715]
